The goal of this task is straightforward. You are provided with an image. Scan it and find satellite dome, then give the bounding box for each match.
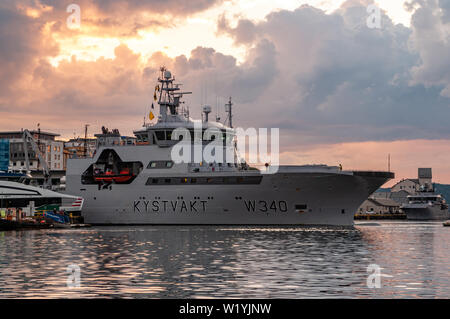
[202,105,212,113]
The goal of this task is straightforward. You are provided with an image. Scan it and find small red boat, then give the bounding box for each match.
[94,168,135,183]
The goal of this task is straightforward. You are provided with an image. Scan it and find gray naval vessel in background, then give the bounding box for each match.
[399,168,449,220]
[402,192,449,220]
[65,67,393,226]
[401,179,449,221]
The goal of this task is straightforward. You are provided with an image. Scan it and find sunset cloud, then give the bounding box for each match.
[408,0,450,97]
[217,2,450,145]
[1,0,450,182]
[20,0,224,36]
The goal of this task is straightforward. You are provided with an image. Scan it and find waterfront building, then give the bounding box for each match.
[0,130,65,186]
[0,140,9,172]
[358,197,401,214]
[64,138,97,159]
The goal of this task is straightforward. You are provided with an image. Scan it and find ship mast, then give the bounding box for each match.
[157,67,191,121]
[225,97,233,128]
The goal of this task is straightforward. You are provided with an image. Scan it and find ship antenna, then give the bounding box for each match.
[83,124,90,157]
[216,96,221,122]
[225,97,233,128]
[143,102,146,127]
[388,154,391,172]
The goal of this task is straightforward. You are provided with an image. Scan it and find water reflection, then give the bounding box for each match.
[0,222,448,298]
[357,221,450,298]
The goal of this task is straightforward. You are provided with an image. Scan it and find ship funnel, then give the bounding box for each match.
[203,105,212,122]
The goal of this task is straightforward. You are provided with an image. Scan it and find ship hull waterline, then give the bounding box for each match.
[402,207,450,221]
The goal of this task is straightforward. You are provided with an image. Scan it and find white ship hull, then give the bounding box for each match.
[66,158,392,226]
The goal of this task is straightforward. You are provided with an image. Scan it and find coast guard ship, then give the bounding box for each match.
[65,68,393,226]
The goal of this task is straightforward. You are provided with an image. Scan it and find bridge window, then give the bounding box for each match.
[155,131,166,140]
[147,160,174,169]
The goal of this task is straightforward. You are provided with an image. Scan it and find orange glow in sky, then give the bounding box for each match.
[2,0,449,185]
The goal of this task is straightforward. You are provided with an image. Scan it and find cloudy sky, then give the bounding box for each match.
[1,0,450,185]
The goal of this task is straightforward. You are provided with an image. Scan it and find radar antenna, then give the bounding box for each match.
[157,66,191,121]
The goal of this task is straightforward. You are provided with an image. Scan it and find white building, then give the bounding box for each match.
[391,178,420,194]
[391,168,433,195]
[358,197,400,214]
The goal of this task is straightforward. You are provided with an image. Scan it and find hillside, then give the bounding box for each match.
[434,184,450,202]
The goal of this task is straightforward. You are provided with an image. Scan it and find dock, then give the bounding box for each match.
[1,206,90,231]
[354,213,407,220]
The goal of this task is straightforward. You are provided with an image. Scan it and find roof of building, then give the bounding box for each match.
[0,130,60,137]
[391,178,419,188]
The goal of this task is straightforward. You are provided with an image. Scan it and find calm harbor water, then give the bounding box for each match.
[0,221,449,298]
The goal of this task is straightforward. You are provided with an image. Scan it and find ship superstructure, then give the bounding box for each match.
[66,67,393,226]
[401,182,449,220]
